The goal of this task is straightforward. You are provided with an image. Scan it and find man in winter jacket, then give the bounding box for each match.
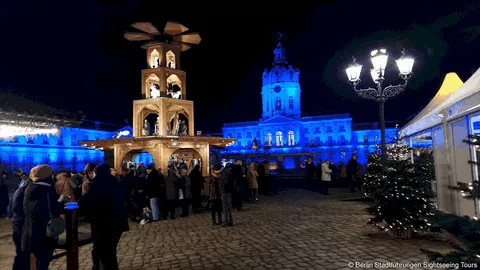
[78,164,128,270]
[12,177,30,270]
[320,160,332,195]
[219,164,234,226]
[231,160,245,211]
[146,165,163,221]
[347,154,359,192]
[301,157,316,186]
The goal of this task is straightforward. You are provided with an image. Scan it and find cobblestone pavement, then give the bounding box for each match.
[1,189,453,270]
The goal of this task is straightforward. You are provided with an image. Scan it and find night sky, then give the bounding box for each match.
[1,0,479,133]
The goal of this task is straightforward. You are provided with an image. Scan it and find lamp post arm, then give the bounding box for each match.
[353,86,379,100]
[382,81,408,100]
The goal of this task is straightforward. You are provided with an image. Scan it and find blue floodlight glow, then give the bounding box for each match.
[0,125,133,172]
[220,41,398,170]
[133,152,154,164]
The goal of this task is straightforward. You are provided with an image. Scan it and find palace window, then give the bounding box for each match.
[84,134,89,140]
[328,136,333,145]
[266,101,269,111]
[276,131,283,146]
[314,127,321,134]
[340,135,346,144]
[288,96,294,109]
[95,136,99,140]
[237,133,242,139]
[265,133,272,146]
[71,134,77,145]
[57,135,64,146]
[326,126,333,133]
[339,125,346,132]
[304,128,309,134]
[43,136,49,145]
[228,133,232,138]
[247,132,252,138]
[275,97,281,110]
[288,131,295,146]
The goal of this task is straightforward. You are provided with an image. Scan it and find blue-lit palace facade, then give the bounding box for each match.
[0,123,134,172]
[221,42,397,169]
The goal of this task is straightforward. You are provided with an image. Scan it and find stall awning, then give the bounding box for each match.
[400,72,464,137]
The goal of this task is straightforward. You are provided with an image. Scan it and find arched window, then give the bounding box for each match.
[166,50,176,69]
[266,101,269,112]
[276,131,283,146]
[265,133,272,146]
[275,97,281,110]
[150,49,160,68]
[288,131,295,146]
[289,96,294,109]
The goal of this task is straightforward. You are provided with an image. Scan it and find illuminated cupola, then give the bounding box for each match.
[261,41,301,119]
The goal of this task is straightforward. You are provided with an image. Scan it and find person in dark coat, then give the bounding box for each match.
[21,165,63,270]
[210,165,222,225]
[256,162,265,195]
[231,160,245,211]
[178,168,192,217]
[189,165,204,213]
[329,162,338,186]
[146,164,163,221]
[12,176,30,270]
[219,164,234,226]
[163,167,179,220]
[78,164,129,270]
[0,171,9,217]
[347,154,359,192]
[301,157,316,187]
[7,169,22,218]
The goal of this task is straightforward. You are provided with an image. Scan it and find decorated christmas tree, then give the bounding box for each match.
[363,141,436,238]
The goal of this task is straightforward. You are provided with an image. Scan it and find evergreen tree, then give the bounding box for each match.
[363,142,436,238]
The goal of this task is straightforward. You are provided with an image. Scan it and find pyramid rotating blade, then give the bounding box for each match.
[173,32,201,44]
[164,21,189,35]
[131,22,160,35]
[180,43,191,51]
[124,32,153,41]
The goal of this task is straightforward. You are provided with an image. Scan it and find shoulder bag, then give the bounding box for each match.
[33,182,66,238]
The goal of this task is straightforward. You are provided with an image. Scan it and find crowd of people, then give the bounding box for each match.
[0,155,361,270]
[1,158,273,270]
[301,154,363,194]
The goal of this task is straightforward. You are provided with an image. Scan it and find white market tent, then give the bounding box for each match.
[400,72,464,137]
[400,68,480,217]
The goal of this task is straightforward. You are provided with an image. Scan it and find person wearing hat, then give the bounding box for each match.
[21,164,64,270]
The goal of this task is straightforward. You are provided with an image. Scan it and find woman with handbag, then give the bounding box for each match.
[21,164,65,270]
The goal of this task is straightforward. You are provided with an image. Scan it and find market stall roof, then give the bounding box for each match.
[0,91,83,127]
[400,72,464,137]
[79,135,236,149]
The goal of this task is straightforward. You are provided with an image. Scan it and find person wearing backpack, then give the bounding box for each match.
[21,164,65,270]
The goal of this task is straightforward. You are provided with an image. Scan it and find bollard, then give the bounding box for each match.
[65,202,79,270]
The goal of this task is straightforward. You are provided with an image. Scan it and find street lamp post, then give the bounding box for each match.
[345,48,414,162]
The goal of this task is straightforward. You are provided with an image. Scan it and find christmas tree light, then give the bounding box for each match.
[363,139,435,238]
